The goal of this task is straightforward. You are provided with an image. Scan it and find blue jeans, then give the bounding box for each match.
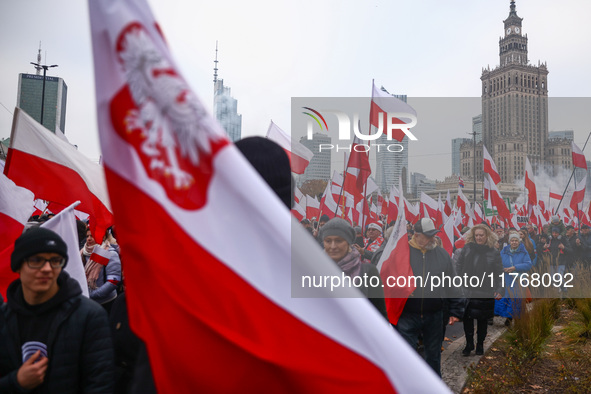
[550,265,566,291]
[395,310,443,376]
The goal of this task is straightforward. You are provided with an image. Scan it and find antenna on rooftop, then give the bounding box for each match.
[213,41,219,84]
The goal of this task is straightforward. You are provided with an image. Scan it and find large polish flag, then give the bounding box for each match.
[0,171,35,297]
[266,121,313,174]
[370,82,417,142]
[483,145,501,185]
[4,108,113,240]
[89,1,448,392]
[376,199,415,325]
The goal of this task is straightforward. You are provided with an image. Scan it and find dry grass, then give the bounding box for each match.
[464,300,591,393]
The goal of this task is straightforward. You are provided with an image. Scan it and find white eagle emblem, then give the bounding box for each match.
[116,24,225,190]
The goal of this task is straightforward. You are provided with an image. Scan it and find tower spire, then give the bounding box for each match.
[34,42,42,75]
[213,41,219,84]
[508,0,518,17]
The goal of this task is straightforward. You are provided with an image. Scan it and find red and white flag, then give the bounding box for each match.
[0,171,35,298]
[89,245,111,266]
[524,157,537,207]
[440,216,455,257]
[483,145,501,185]
[420,192,439,225]
[41,201,89,297]
[572,142,587,170]
[343,137,371,199]
[266,121,313,174]
[376,199,415,325]
[570,177,586,212]
[305,194,320,220]
[32,199,48,217]
[89,1,447,392]
[387,183,399,223]
[457,186,471,216]
[444,190,453,217]
[488,175,511,220]
[4,108,113,241]
[370,82,417,142]
[291,201,305,222]
[291,202,306,222]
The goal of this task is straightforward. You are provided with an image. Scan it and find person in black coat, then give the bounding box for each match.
[0,228,114,393]
[455,224,504,356]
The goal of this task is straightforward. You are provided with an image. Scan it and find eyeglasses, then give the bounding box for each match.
[25,256,66,269]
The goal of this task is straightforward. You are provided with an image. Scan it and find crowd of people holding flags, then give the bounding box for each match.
[2,0,591,391]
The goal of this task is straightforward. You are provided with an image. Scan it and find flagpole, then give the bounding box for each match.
[363,80,375,229]
[556,131,591,213]
[334,153,347,217]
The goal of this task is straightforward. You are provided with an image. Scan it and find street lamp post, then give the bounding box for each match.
[30,62,58,126]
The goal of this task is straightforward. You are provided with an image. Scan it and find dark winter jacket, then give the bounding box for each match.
[0,271,114,393]
[578,231,591,261]
[544,235,573,267]
[455,243,504,298]
[359,263,388,320]
[403,241,465,319]
[455,243,503,320]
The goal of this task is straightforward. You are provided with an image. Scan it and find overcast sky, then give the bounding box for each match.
[1,0,590,181]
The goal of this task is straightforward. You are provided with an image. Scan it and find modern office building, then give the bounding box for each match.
[472,114,483,143]
[375,93,409,194]
[300,133,331,184]
[17,72,67,134]
[213,44,242,142]
[410,172,436,198]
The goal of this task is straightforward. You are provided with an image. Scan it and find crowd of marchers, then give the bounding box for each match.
[304,209,591,377]
[3,136,591,391]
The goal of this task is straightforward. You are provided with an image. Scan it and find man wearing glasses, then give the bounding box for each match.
[0,227,113,393]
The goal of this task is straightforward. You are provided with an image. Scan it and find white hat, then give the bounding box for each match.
[414,218,440,237]
[367,223,382,232]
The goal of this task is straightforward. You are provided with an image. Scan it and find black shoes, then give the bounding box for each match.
[462,342,474,356]
[475,344,484,355]
[504,318,512,327]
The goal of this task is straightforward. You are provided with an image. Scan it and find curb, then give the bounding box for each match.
[441,317,508,393]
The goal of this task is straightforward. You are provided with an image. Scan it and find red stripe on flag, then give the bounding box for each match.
[0,245,19,299]
[90,251,110,266]
[5,149,112,242]
[370,101,408,142]
[107,169,398,393]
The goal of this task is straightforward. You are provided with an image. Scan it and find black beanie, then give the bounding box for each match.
[235,136,294,208]
[11,227,68,272]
